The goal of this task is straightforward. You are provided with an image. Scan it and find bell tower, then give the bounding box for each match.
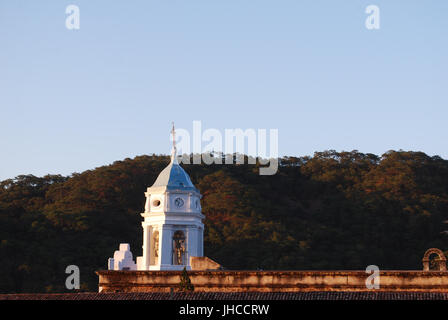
[136,124,204,271]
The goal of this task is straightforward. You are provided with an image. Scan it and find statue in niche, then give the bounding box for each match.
[153,231,159,263]
[173,231,186,265]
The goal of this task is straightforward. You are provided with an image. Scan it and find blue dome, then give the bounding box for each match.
[151,161,198,192]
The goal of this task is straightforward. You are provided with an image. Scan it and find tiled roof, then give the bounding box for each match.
[1,291,448,300]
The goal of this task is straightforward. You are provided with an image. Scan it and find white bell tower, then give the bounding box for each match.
[136,124,204,271]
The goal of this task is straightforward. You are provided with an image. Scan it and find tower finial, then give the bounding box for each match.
[171,122,176,150]
[171,122,178,163]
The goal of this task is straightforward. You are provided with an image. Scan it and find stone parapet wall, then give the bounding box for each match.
[96,270,448,293]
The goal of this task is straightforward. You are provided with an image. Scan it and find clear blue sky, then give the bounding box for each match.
[0,0,447,180]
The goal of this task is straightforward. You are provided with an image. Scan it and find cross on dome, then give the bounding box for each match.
[171,122,178,163]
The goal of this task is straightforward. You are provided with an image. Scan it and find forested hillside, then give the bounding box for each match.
[1,150,448,293]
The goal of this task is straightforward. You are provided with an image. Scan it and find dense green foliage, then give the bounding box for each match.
[1,150,448,293]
